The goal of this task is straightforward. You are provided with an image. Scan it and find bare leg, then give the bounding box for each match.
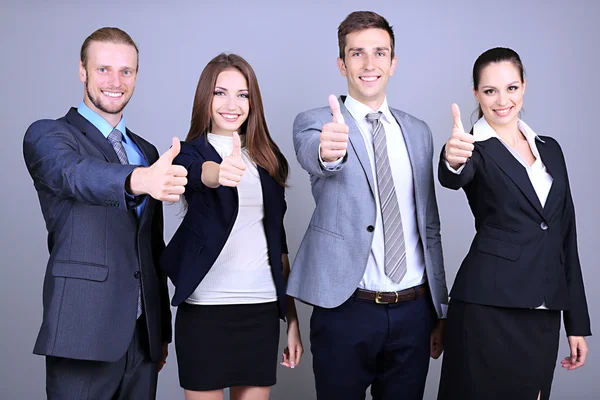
[230,386,271,400]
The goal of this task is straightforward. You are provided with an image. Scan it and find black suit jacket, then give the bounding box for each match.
[439,135,591,336]
[23,108,172,362]
[160,137,289,318]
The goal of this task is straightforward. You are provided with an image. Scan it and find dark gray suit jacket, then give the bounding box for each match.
[23,108,172,362]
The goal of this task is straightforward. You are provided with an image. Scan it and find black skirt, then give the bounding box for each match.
[438,299,561,400]
[175,301,280,391]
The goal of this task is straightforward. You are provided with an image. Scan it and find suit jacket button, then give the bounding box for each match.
[367,225,375,232]
[540,222,548,230]
[134,271,141,279]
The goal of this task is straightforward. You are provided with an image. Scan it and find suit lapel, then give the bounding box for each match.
[480,138,545,217]
[338,96,376,196]
[65,108,120,164]
[536,140,564,218]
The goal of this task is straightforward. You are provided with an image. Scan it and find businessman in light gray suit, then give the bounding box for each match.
[23,27,187,399]
[287,11,448,400]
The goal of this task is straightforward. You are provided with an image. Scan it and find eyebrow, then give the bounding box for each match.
[347,47,390,53]
[215,86,248,92]
[481,81,521,89]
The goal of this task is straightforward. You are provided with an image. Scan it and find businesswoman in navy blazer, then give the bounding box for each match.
[437,48,591,400]
[160,53,303,400]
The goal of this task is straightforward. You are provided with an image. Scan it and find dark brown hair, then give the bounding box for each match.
[337,11,395,61]
[80,27,139,71]
[186,53,289,186]
[473,47,524,118]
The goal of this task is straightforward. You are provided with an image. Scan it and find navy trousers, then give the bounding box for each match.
[310,290,436,400]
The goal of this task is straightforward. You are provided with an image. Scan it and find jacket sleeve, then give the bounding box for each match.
[559,144,591,336]
[23,119,140,211]
[293,110,347,179]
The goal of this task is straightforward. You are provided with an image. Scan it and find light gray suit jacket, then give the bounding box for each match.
[287,96,448,318]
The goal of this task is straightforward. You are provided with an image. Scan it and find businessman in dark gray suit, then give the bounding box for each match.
[23,27,187,399]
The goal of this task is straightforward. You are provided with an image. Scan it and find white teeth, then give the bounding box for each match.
[221,114,238,120]
[103,91,122,98]
[495,108,511,115]
[360,76,378,82]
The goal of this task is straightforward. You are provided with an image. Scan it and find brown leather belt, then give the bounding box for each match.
[353,283,429,304]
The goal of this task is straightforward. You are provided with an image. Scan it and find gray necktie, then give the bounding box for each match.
[107,129,143,319]
[366,112,407,283]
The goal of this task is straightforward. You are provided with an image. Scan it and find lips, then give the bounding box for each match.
[220,113,240,122]
[102,90,123,98]
[493,106,513,117]
[360,76,380,82]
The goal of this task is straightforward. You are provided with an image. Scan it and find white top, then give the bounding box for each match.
[324,95,426,292]
[447,117,553,309]
[186,133,277,305]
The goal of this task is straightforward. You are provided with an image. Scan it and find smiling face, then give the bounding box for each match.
[210,68,250,136]
[474,61,526,130]
[337,28,397,110]
[79,41,137,126]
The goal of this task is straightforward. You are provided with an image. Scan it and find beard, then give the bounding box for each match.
[85,80,132,115]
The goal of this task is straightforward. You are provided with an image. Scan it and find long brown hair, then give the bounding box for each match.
[186,53,288,186]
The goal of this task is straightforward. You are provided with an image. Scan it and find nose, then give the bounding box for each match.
[497,91,508,106]
[108,71,121,87]
[226,94,237,110]
[364,54,375,70]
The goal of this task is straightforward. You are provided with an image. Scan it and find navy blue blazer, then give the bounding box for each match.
[438,135,591,336]
[161,137,289,319]
[23,108,172,362]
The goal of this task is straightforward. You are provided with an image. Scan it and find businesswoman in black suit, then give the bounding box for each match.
[437,47,591,400]
[160,53,303,400]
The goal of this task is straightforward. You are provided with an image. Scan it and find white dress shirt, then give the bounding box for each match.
[324,95,426,292]
[186,133,277,305]
[446,117,553,309]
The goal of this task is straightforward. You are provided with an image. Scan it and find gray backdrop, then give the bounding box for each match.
[2,0,598,399]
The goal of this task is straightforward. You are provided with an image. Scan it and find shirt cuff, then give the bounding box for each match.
[444,159,466,174]
[318,144,344,170]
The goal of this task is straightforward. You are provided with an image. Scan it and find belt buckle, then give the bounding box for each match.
[375,291,398,304]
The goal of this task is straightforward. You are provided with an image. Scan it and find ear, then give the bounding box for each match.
[79,61,87,84]
[522,79,526,95]
[389,56,398,76]
[473,88,479,102]
[337,57,347,77]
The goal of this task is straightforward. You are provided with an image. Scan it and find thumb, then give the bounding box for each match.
[232,132,242,157]
[160,137,180,164]
[452,103,465,132]
[329,94,345,124]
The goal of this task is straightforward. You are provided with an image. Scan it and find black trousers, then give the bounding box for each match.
[46,316,158,400]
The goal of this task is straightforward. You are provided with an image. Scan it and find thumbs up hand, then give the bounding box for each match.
[320,95,349,162]
[129,137,188,202]
[218,132,246,187]
[445,104,475,170]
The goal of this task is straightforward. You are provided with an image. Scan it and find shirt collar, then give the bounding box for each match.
[473,116,545,145]
[344,95,393,124]
[77,101,127,141]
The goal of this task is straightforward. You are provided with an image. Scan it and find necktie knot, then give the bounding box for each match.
[366,112,382,127]
[108,128,124,145]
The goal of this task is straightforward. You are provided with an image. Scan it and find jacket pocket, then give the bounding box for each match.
[52,261,109,282]
[476,235,521,261]
[309,225,344,240]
